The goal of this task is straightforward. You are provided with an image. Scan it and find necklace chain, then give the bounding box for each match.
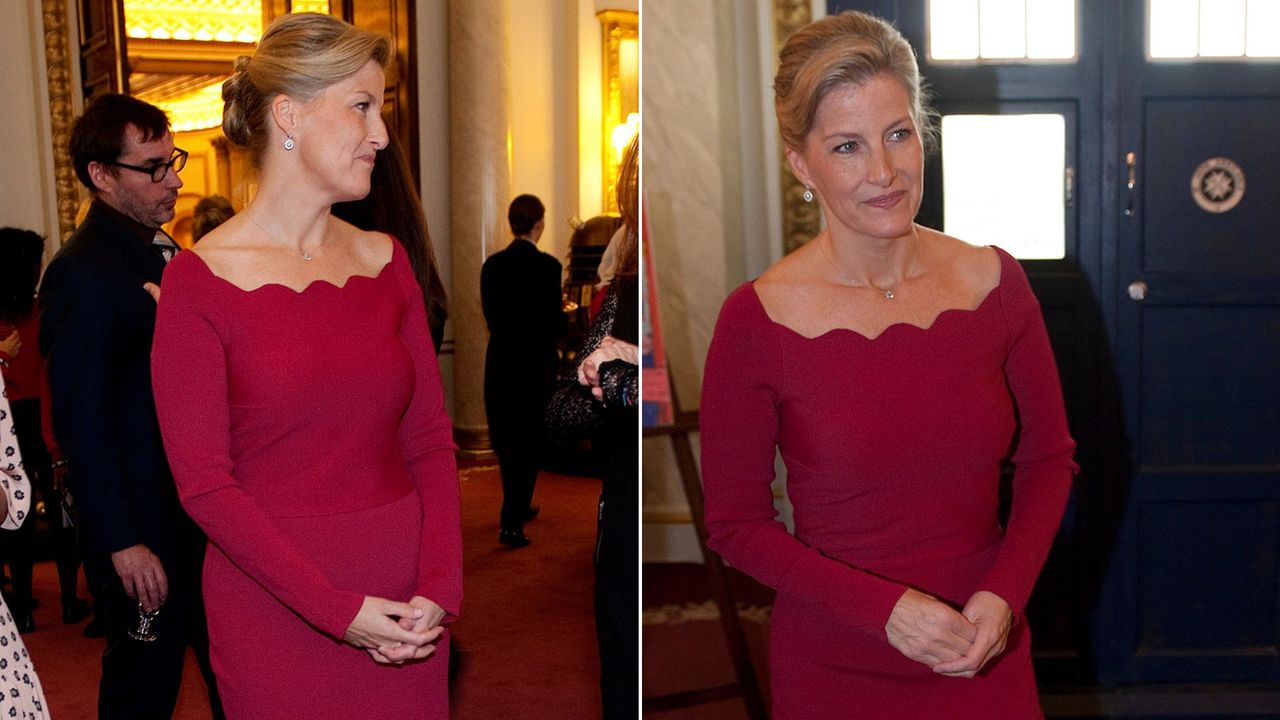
[824,239,910,300]
[246,213,319,261]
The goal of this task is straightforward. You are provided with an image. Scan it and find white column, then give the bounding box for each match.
[448,0,512,454]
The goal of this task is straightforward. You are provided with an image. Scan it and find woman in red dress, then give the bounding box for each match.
[151,13,460,718]
[700,11,1077,719]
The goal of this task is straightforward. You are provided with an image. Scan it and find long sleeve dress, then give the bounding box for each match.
[0,373,49,719]
[151,240,461,719]
[700,247,1076,719]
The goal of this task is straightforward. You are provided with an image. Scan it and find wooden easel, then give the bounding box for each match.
[642,401,768,719]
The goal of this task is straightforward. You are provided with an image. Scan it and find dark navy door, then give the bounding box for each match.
[1098,1,1280,684]
[842,0,1280,689]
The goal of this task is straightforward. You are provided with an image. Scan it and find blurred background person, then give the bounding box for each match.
[547,133,639,718]
[191,195,236,244]
[0,226,89,633]
[481,193,566,548]
[0,369,52,718]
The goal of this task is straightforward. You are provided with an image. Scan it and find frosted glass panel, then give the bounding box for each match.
[931,0,981,59]
[942,115,1066,260]
[1149,0,1199,57]
[1200,0,1247,56]
[930,0,1075,61]
[980,0,1027,58]
[1150,0,1280,58]
[1027,0,1077,58]
[1247,0,1280,55]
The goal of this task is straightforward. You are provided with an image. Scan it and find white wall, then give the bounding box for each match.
[0,1,61,257]
[642,0,791,562]
[508,0,584,267]
[416,0,454,404]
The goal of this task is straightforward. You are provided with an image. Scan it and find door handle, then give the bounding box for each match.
[1124,151,1136,217]
[1128,281,1148,302]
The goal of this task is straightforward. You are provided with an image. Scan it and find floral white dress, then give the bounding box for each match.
[0,374,50,719]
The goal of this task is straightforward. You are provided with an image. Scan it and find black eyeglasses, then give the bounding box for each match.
[105,148,189,183]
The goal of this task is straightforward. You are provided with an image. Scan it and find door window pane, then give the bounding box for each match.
[1150,0,1280,58]
[941,114,1066,260]
[930,0,1076,61]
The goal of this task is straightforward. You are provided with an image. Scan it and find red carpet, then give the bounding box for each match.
[642,563,773,719]
[21,464,604,718]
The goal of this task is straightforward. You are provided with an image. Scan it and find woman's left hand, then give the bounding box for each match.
[931,590,1012,678]
[578,336,639,400]
[382,595,448,662]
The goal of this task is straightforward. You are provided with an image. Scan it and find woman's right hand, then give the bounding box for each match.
[885,588,978,668]
[0,330,20,358]
[344,596,444,665]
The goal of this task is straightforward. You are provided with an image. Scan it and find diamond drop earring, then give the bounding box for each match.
[802,186,814,203]
[284,135,295,151]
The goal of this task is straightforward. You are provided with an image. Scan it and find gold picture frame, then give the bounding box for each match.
[599,9,637,215]
[42,0,81,244]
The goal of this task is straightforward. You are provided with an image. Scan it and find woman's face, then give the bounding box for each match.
[787,72,924,244]
[295,59,389,203]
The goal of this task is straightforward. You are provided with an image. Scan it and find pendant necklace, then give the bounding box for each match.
[826,240,910,300]
[247,214,320,261]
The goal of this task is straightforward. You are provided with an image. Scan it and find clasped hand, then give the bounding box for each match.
[885,588,1011,679]
[344,595,447,665]
[577,336,638,401]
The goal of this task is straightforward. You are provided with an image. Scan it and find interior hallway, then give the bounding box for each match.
[21,463,604,719]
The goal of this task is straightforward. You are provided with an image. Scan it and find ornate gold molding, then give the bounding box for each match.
[599,9,637,216]
[773,0,819,255]
[43,0,80,244]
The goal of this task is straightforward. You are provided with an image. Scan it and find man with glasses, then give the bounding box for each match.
[39,93,223,720]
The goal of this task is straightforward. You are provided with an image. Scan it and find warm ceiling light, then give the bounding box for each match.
[154,80,227,133]
[123,0,263,44]
[290,1,332,13]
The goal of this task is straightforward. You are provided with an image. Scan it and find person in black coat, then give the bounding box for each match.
[38,93,223,720]
[481,194,566,547]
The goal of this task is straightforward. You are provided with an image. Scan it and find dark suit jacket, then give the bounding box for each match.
[39,201,201,566]
[480,239,566,428]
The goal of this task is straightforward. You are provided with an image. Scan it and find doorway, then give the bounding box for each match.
[839,0,1280,692]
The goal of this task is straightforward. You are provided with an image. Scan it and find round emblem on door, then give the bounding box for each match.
[1190,157,1245,213]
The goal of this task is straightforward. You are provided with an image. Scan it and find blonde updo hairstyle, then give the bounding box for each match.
[774,11,937,154]
[222,13,391,163]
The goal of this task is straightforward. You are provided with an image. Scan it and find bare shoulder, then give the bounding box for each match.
[920,228,1001,297]
[187,215,259,277]
[755,239,821,304]
[751,238,838,334]
[332,217,394,270]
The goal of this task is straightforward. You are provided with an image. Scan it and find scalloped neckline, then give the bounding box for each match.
[750,276,1002,342]
[184,250,393,295]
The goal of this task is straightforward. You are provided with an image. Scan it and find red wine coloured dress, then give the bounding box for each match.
[151,241,461,718]
[700,247,1076,719]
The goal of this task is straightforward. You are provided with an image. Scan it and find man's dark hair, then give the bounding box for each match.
[507,194,545,236]
[69,94,170,192]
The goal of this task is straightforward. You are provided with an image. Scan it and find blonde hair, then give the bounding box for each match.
[774,11,936,153]
[222,13,391,162]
